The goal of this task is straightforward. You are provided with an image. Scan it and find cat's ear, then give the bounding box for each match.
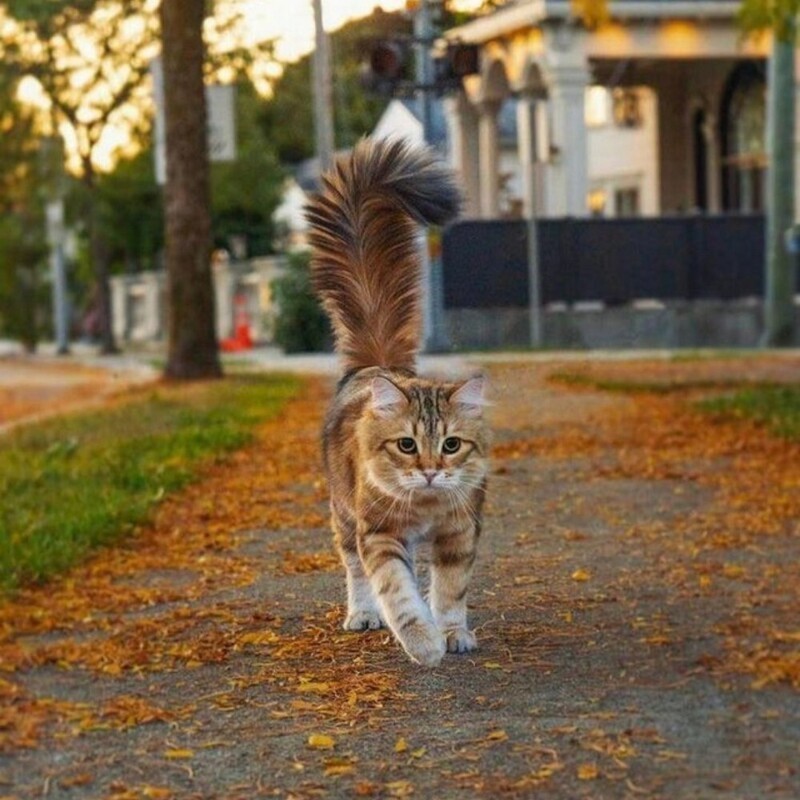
[450,375,489,418]
[370,377,408,417]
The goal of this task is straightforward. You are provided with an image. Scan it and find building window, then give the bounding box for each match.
[614,187,640,217]
[720,61,766,213]
[588,182,641,217]
[585,86,610,128]
[612,89,643,128]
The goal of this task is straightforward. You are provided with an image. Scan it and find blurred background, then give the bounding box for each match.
[0,0,797,365]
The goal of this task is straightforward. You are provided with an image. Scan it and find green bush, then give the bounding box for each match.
[271,251,330,353]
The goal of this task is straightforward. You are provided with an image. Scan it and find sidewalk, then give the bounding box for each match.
[1,353,798,798]
[0,353,156,433]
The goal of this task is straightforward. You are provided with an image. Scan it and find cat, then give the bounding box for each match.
[305,139,490,667]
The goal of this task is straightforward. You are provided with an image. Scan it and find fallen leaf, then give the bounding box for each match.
[394,736,408,753]
[297,681,331,694]
[577,763,599,780]
[385,780,414,797]
[164,749,193,760]
[307,733,335,749]
[571,569,591,582]
[143,788,173,799]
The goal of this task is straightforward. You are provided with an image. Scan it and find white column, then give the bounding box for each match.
[478,98,502,219]
[545,63,590,216]
[444,93,480,217]
[516,93,548,218]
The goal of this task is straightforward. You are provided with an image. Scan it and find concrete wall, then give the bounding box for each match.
[445,300,800,350]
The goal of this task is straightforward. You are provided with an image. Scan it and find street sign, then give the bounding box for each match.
[151,57,237,185]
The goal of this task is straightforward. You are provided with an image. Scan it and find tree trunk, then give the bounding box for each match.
[160,0,222,379]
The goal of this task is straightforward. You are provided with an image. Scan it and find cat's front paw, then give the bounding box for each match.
[344,609,384,631]
[444,627,477,654]
[401,622,446,667]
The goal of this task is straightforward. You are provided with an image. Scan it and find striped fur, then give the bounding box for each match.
[305,138,460,372]
[307,141,490,668]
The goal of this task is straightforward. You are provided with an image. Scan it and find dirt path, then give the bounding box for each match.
[1,356,799,799]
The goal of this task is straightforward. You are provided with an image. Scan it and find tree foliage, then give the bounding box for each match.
[0,69,48,350]
[261,9,410,164]
[738,0,800,40]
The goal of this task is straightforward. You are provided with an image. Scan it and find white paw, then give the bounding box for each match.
[401,622,446,667]
[444,627,478,654]
[344,609,384,631]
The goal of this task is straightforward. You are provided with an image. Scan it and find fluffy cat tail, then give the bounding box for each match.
[305,138,461,372]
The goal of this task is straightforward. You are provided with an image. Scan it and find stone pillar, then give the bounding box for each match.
[516,92,548,218]
[544,62,590,216]
[477,98,502,219]
[444,93,480,217]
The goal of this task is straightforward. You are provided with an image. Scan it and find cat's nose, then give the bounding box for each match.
[423,470,437,485]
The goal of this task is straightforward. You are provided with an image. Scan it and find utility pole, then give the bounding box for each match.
[414,0,449,353]
[311,0,335,172]
[42,135,69,355]
[46,200,70,355]
[763,31,797,347]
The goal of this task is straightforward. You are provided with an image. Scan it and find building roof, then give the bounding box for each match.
[447,0,740,43]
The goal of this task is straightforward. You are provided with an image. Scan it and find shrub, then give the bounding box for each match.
[270,251,330,353]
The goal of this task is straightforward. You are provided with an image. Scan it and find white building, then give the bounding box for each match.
[443,0,778,220]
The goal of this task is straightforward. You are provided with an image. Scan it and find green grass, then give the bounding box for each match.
[0,374,299,593]
[699,386,800,442]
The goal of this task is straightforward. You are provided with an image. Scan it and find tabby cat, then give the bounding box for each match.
[305,139,490,667]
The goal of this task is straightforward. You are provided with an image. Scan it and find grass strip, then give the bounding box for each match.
[0,374,299,593]
[698,385,800,442]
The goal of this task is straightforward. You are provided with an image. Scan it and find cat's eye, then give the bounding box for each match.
[442,437,462,454]
[397,437,417,454]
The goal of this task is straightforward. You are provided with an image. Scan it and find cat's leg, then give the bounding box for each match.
[430,523,479,654]
[333,514,383,631]
[359,532,445,667]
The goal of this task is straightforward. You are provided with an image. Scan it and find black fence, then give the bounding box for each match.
[441,215,774,309]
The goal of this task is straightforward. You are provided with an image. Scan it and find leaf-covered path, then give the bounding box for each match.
[2,356,799,799]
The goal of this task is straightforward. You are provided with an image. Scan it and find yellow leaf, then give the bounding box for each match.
[324,764,355,777]
[699,575,712,588]
[385,780,414,797]
[164,749,194,760]
[143,788,173,799]
[394,737,408,753]
[307,733,335,749]
[577,763,599,780]
[722,564,745,579]
[571,569,591,582]
[410,747,426,758]
[297,681,330,694]
[482,662,503,669]
[486,729,508,741]
[238,630,279,646]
